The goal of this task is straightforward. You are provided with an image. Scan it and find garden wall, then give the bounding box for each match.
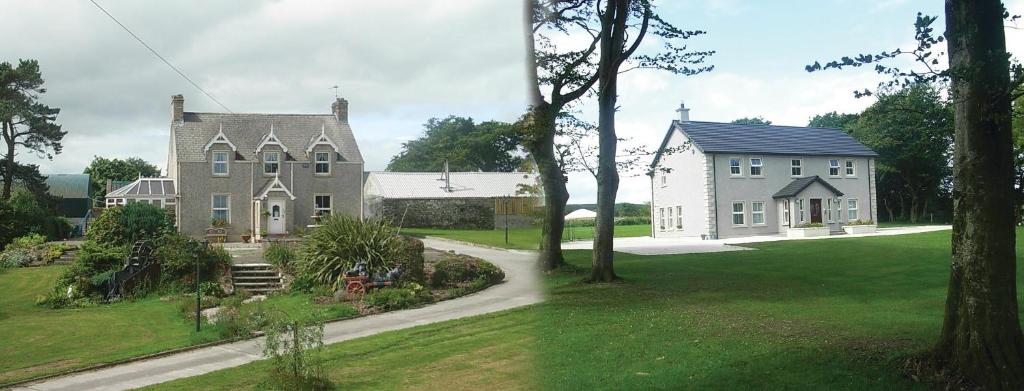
[375,198,495,229]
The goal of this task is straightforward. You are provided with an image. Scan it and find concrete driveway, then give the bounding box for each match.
[562,225,952,255]
[14,238,541,391]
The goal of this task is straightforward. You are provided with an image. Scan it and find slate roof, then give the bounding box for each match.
[651,120,877,167]
[106,177,176,198]
[772,175,844,199]
[44,174,91,199]
[173,112,363,163]
[364,172,538,199]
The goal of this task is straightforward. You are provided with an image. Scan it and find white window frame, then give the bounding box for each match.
[797,199,805,223]
[660,174,667,187]
[749,157,764,177]
[845,160,856,177]
[212,150,230,176]
[314,194,333,216]
[314,151,331,175]
[828,159,841,177]
[848,198,859,221]
[790,159,802,177]
[666,207,674,230]
[783,200,791,226]
[729,157,742,176]
[659,208,666,230]
[751,201,766,225]
[731,201,746,226]
[675,206,682,229]
[211,194,231,224]
[263,151,280,175]
[826,198,833,222]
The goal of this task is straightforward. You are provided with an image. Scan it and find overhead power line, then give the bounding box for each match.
[88,0,233,113]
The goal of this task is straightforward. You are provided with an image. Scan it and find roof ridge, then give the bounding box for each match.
[679,119,843,131]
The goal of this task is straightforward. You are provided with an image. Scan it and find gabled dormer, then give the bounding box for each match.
[257,125,288,176]
[204,125,237,176]
[307,125,341,176]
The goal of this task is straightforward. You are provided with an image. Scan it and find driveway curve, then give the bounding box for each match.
[15,238,541,391]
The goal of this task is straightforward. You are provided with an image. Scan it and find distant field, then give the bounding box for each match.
[401,223,651,250]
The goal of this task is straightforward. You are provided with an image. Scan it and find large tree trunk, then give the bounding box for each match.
[934,1,1024,388]
[589,0,630,283]
[2,120,13,200]
[526,103,569,271]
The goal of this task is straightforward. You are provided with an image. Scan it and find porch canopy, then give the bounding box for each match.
[771,175,843,199]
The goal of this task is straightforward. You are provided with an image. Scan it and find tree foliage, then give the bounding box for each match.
[0,59,65,200]
[808,111,859,130]
[730,116,772,125]
[83,156,161,202]
[387,116,523,172]
[846,84,953,223]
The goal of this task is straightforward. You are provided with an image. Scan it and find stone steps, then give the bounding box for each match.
[230,263,283,294]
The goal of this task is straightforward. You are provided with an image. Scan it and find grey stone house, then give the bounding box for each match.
[363,171,540,229]
[649,103,878,239]
[164,94,363,241]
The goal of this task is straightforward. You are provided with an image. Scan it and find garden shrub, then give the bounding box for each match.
[289,274,317,293]
[390,235,425,284]
[177,294,223,320]
[55,241,130,299]
[5,233,46,251]
[88,203,172,246]
[265,241,297,273]
[430,254,505,289]
[364,286,431,311]
[297,215,397,288]
[0,248,33,268]
[153,233,230,283]
[5,188,73,241]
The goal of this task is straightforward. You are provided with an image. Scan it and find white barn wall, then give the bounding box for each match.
[651,130,709,238]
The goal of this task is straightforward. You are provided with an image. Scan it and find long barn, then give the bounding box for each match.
[363,171,540,230]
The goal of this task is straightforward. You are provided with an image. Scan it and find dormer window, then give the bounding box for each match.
[314,152,330,175]
[264,152,280,174]
[212,151,230,176]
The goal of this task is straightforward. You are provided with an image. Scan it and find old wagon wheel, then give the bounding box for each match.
[346,280,366,298]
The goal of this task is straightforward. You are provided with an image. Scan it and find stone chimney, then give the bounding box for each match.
[332,97,349,122]
[171,94,184,124]
[675,101,690,122]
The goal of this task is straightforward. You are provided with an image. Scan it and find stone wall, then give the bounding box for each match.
[376,198,495,229]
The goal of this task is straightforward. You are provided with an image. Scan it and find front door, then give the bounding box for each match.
[268,199,286,235]
[810,198,822,223]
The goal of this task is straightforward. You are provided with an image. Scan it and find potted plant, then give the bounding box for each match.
[842,219,877,234]
[787,222,830,238]
[205,218,230,243]
[241,229,253,243]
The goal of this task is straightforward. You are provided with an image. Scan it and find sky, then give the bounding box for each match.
[3,0,1023,205]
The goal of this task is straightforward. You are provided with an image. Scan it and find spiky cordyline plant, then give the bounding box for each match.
[298,215,396,288]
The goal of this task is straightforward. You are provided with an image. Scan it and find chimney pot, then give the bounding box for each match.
[171,94,184,124]
[676,101,690,122]
[332,97,349,122]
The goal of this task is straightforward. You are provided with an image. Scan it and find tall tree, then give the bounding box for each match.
[387,116,523,172]
[590,0,711,282]
[83,156,160,203]
[847,84,953,223]
[730,116,772,125]
[0,59,65,200]
[808,5,1024,387]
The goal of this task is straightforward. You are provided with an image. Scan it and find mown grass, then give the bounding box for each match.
[142,308,538,391]
[146,229,1024,390]
[0,266,224,384]
[402,223,651,250]
[0,267,357,386]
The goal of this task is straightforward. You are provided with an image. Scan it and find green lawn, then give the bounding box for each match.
[401,223,651,250]
[144,229,1024,390]
[0,266,223,384]
[0,267,357,386]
